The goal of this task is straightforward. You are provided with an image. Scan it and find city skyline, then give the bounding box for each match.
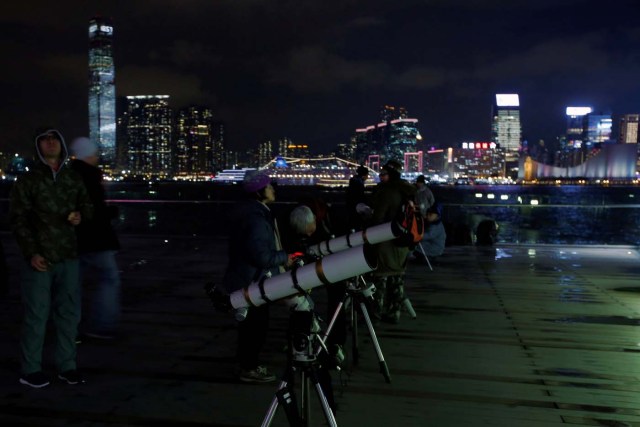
[2,0,640,156]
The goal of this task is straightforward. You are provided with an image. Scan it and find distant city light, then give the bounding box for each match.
[566,106,592,116]
[495,94,520,107]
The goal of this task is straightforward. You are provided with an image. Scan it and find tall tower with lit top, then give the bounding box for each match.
[88,16,116,168]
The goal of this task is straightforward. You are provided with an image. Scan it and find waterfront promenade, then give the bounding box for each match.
[0,233,639,426]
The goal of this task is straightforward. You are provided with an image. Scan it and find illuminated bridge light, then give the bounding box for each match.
[475,193,483,198]
[500,195,509,200]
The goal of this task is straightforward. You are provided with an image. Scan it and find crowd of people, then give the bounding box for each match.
[6,126,446,401]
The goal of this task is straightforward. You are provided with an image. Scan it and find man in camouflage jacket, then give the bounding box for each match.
[9,128,93,388]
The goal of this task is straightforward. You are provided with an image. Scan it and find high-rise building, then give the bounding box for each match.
[380,105,408,122]
[277,137,293,157]
[122,95,173,177]
[583,113,612,148]
[211,122,225,171]
[287,143,310,159]
[619,114,639,144]
[558,106,593,167]
[491,94,521,158]
[88,16,116,168]
[566,106,592,143]
[452,142,505,178]
[174,106,215,177]
[490,94,521,178]
[258,140,273,167]
[618,113,640,173]
[353,106,421,168]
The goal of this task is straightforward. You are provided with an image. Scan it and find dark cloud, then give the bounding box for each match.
[267,46,388,93]
[1,0,640,155]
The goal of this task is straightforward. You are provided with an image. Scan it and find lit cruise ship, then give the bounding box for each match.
[262,156,377,186]
[211,168,257,183]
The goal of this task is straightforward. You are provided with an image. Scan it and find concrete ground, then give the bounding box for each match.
[0,234,639,426]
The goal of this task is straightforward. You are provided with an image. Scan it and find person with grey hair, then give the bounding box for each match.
[283,201,340,412]
[289,205,316,237]
[69,137,121,340]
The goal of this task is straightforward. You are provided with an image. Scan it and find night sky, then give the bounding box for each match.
[2,0,639,156]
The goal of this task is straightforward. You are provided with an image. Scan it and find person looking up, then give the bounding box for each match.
[222,171,294,383]
[9,128,93,388]
[370,159,416,323]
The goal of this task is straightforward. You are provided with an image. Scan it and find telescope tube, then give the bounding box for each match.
[229,245,377,310]
[307,221,399,257]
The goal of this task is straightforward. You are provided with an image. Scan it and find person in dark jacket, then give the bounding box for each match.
[370,160,416,324]
[222,171,294,383]
[346,165,370,231]
[9,128,93,388]
[70,137,121,339]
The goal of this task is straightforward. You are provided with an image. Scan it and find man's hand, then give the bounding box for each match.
[285,253,298,268]
[30,254,49,272]
[67,211,81,226]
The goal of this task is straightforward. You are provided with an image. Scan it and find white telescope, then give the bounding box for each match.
[229,245,377,310]
[307,221,400,257]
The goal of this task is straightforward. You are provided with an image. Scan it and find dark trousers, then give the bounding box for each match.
[237,304,270,370]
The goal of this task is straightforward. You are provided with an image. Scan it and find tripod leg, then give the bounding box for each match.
[418,243,433,271]
[318,296,347,358]
[358,301,391,383]
[301,371,310,427]
[351,295,359,365]
[402,297,417,319]
[261,380,291,427]
[308,367,339,427]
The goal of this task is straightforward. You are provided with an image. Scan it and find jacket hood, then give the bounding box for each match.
[34,129,69,167]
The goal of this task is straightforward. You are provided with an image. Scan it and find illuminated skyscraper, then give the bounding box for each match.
[491,94,521,178]
[584,113,612,147]
[619,114,639,144]
[566,106,592,143]
[353,105,421,168]
[122,95,173,177]
[175,106,216,177]
[88,16,116,167]
[258,140,274,166]
[491,94,521,156]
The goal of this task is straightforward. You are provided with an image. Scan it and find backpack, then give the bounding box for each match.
[392,200,424,248]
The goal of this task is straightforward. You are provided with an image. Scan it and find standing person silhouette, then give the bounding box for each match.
[70,137,121,340]
[370,160,416,324]
[222,172,295,383]
[9,128,93,388]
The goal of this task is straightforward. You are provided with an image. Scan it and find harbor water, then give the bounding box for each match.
[1,181,639,245]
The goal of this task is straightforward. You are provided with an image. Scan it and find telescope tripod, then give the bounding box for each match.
[323,275,392,383]
[261,311,338,427]
[417,242,434,271]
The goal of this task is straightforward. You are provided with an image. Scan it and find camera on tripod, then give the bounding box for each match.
[289,310,317,363]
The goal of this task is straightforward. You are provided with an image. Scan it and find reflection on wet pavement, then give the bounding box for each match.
[0,237,637,426]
